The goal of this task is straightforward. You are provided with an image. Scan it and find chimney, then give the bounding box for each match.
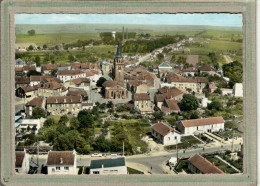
[60,158,63,164]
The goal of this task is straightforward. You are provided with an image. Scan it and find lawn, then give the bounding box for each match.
[204,154,237,174]
[16,33,100,47]
[195,134,213,144]
[213,130,242,140]
[107,119,149,155]
[165,135,201,150]
[127,167,144,174]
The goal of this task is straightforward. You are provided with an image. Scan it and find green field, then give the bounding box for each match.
[16,33,100,47]
[16,45,116,64]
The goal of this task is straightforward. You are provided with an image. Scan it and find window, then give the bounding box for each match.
[15,169,18,173]
[56,167,60,171]
[64,167,69,171]
[197,127,198,130]
[52,168,55,172]
[168,137,170,141]
[175,136,177,140]
[93,171,100,174]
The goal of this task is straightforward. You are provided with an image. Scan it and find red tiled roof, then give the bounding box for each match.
[199,65,217,72]
[15,77,30,84]
[26,97,44,107]
[127,80,143,87]
[15,151,25,168]
[30,76,61,83]
[166,73,208,83]
[137,72,156,80]
[47,96,82,104]
[189,154,224,174]
[47,151,75,165]
[181,117,225,127]
[152,122,173,137]
[82,103,93,106]
[67,88,88,97]
[102,80,118,88]
[71,78,90,85]
[162,99,180,112]
[57,70,85,76]
[23,65,36,71]
[134,93,150,101]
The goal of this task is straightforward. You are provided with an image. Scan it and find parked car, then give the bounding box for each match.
[110,154,118,159]
[91,153,102,157]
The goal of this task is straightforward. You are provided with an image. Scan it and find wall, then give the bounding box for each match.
[90,166,127,175]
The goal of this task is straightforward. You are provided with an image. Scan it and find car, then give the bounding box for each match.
[110,154,118,159]
[91,153,102,157]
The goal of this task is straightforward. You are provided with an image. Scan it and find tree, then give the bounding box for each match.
[35,55,41,67]
[107,101,114,109]
[157,53,164,61]
[207,101,223,111]
[27,29,35,36]
[179,94,199,112]
[31,107,45,119]
[225,121,236,129]
[152,112,163,121]
[222,61,243,85]
[68,54,75,62]
[43,118,55,127]
[214,88,222,94]
[43,44,48,49]
[96,77,107,87]
[27,70,41,77]
[77,110,94,128]
[59,115,69,125]
[28,45,34,51]
[70,117,80,130]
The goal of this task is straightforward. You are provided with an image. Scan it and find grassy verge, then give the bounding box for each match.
[127,167,144,174]
[165,136,201,150]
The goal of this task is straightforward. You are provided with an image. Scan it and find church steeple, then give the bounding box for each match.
[114,40,122,59]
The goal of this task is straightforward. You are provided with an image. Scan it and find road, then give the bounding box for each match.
[126,143,241,174]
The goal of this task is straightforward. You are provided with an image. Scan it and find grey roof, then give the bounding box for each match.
[158,62,172,68]
[16,58,25,65]
[114,40,123,58]
[90,157,126,169]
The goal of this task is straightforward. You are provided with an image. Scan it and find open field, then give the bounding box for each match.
[16,45,116,64]
[16,33,100,47]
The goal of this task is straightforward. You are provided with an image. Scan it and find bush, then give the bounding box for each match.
[225,121,236,129]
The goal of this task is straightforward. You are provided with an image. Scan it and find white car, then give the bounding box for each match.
[91,153,102,157]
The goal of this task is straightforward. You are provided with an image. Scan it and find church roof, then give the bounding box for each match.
[114,40,122,58]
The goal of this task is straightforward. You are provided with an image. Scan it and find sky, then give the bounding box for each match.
[15,13,242,27]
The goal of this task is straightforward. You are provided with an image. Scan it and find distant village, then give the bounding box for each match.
[15,34,243,175]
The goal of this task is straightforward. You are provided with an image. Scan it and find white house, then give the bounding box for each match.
[151,122,182,145]
[89,157,127,175]
[57,70,86,82]
[158,62,172,77]
[221,88,233,96]
[16,119,41,135]
[201,97,212,108]
[15,149,30,174]
[82,103,94,110]
[46,150,77,175]
[177,117,225,136]
[233,83,243,97]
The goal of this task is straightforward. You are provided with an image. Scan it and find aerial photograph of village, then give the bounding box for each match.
[14,13,243,175]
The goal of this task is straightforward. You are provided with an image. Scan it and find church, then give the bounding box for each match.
[102,41,128,99]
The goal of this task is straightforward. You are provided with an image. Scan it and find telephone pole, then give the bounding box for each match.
[231,129,234,152]
[37,140,39,166]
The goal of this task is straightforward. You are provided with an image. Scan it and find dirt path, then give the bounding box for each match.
[223,55,233,63]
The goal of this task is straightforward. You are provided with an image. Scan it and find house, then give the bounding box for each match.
[100,61,113,73]
[57,70,86,82]
[22,65,37,74]
[82,103,94,110]
[85,70,102,86]
[186,55,199,67]
[46,150,77,175]
[198,65,218,76]
[89,157,127,175]
[15,58,26,68]
[188,154,224,174]
[160,99,180,115]
[133,93,154,114]
[154,87,188,109]
[46,96,82,116]
[208,82,217,93]
[25,97,45,116]
[63,78,90,91]
[151,122,182,145]
[158,62,172,77]
[182,67,198,77]
[102,80,128,99]
[165,73,208,93]
[67,87,88,101]
[233,83,243,97]
[221,88,233,96]
[15,77,30,89]
[177,117,225,136]
[16,119,41,135]
[200,97,212,108]
[15,150,30,174]
[30,76,61,86]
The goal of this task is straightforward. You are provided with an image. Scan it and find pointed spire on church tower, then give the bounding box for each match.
[115,40,122,58]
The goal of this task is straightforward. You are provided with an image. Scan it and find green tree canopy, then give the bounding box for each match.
[28,45,34,51]
[96,77,107,87]
[222,61,243,86]
[179,94,199,112]
[207,101,223,111]
[77,110,94,128]
[225,121,236,129]
[31,107,45,119]
[27,70,41,77]
[27,29,35,36]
